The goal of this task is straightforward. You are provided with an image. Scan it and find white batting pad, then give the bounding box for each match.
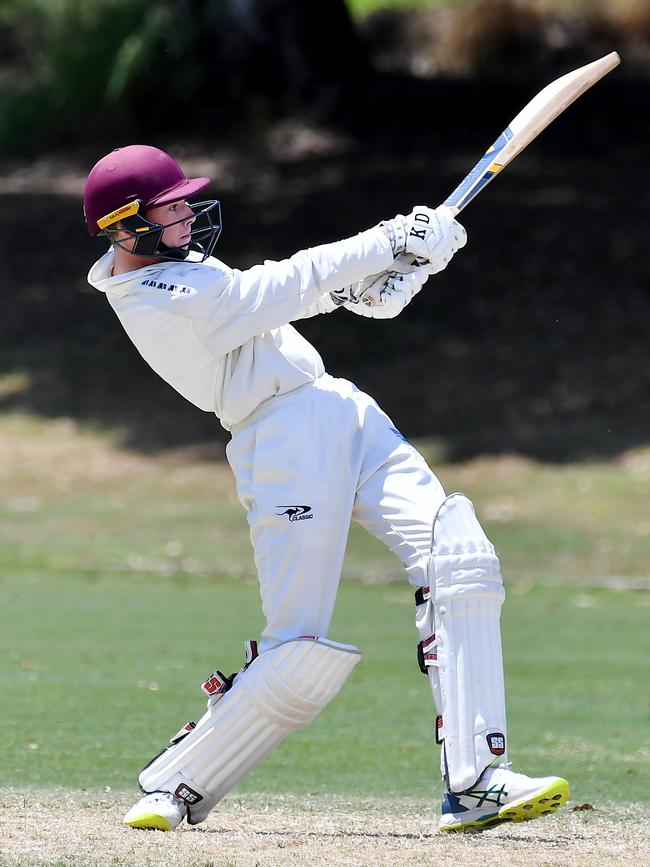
[422,493,508,793]
[138,637,361,823]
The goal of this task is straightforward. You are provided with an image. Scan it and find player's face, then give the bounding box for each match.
[146,199,196,249]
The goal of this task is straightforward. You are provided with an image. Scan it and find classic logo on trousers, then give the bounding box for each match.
[275,505,314,522]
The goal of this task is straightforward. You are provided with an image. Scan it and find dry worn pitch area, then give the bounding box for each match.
[0,790,647,867]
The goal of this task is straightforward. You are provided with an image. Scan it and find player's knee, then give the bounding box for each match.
[242,636,362,726]
[431,492,504,602]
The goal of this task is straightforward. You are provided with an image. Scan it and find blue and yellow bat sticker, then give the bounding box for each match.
[444,127,513,212]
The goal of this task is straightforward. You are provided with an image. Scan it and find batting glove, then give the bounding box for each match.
[382,205,467,274]
[331,255,431,319]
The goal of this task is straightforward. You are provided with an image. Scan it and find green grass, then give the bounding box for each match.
[1,570,648,803]
[2,413,649,587]
[345,0,630,17]
[346,0,449,17]
[1,413,649,806]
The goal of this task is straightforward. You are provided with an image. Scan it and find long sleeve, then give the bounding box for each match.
[125,226,392,355]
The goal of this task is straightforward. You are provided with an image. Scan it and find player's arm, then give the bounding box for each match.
[137,226,393,351]
[139,208,465,348]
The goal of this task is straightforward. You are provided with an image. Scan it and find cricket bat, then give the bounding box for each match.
[443,52,620,214]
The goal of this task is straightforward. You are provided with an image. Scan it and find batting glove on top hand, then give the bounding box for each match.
[382,205,467,274]
[331,255,432,319]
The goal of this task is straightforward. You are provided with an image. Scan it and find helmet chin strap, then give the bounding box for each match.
[157,241,192,261]
[112,235,203,262]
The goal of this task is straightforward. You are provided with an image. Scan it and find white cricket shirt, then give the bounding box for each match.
[87,227,393,429]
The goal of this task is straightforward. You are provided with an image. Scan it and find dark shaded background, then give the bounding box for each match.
[1,1,648,461]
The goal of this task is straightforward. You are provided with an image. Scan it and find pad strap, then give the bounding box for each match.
[417,634,438,673]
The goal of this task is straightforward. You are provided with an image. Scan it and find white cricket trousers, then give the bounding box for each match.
[227,374,446,652]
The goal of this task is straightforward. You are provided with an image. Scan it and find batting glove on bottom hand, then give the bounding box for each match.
[382,205,467,274]
[331,255,432,319]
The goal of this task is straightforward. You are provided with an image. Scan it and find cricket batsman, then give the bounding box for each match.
[84,144,569,833]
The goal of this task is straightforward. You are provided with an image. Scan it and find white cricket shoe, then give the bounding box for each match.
[123,791,187,831]
[440,765,569,832]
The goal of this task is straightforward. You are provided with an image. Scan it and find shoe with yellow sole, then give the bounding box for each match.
[440,766,569,832]
[123,791,187,831]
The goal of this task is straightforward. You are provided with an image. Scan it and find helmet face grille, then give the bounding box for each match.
[106,199,222,262]
[183,200,223,260]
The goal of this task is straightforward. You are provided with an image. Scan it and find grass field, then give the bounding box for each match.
[2,790,648,867]
[1,413,649,864]
[3,568,649,804]
[2,790,649,867]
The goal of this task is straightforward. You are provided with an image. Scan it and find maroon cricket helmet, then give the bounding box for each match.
[83,145,222,261]
[83,145,210,236]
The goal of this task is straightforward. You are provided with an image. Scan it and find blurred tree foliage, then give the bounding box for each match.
[0,0,646,153]
[0,0,369,153]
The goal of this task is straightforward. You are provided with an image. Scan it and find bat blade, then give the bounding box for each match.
[444,51,620,214]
